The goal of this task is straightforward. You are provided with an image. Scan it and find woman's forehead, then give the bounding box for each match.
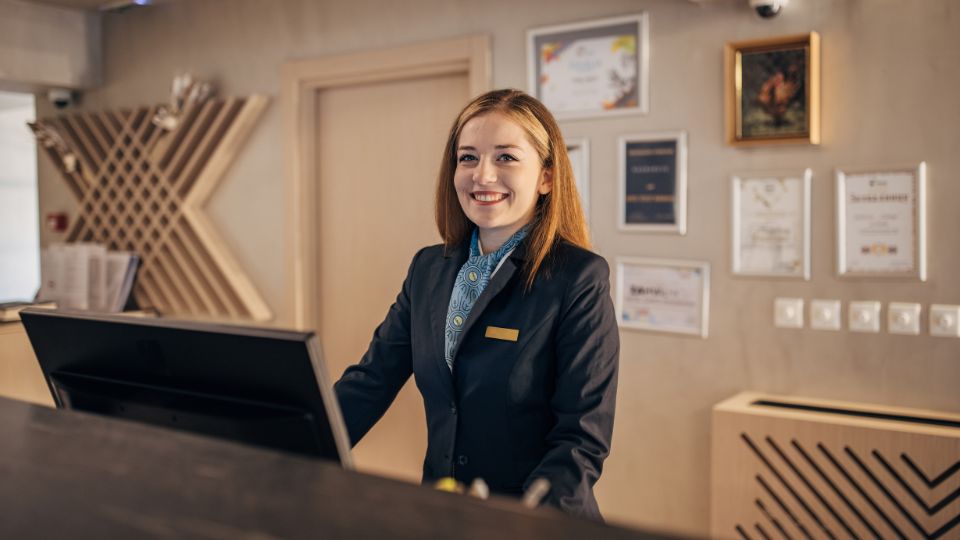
[458,112,534,149]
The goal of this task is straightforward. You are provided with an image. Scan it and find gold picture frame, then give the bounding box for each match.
[724,32,820,146]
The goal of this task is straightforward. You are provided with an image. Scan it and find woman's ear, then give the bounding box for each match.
[538,168,554,195]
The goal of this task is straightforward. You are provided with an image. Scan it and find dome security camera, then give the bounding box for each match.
[48,88,76,109]
[749,0,789,18]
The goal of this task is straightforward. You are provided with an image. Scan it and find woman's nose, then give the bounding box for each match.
[473,158,496,184]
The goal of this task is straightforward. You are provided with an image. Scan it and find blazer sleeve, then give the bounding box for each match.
[333,248,422,446]
[524,255,620,520]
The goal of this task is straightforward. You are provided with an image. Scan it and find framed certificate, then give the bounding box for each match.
[618,131,687,234]
[731,169,811,279]
[615,257,710,337]
[836,163,927,280]
[566,138,590,223]
[527,13,649,119]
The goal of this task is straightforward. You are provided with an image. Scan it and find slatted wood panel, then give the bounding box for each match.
[38,97,272,321]
[711,393,960,540]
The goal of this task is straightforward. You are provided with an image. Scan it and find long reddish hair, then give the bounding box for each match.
[435,89,590,289]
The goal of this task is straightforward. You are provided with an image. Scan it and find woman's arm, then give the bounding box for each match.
[524,255,620,520]
[333,248,423,446]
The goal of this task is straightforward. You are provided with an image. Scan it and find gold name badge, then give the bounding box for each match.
[485,326,519,342]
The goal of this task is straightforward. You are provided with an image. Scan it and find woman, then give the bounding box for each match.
[334,89,619,521]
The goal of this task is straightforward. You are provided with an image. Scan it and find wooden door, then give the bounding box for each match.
[315,73,468,481]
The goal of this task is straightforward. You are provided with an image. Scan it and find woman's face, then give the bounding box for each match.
[454,112,552,248]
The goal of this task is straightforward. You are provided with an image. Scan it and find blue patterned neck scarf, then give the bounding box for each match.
[444,227,528,371]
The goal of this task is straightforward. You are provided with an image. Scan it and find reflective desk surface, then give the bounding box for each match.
[0,396,683,539]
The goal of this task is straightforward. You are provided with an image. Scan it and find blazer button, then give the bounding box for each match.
[450,404,457,415]
[457,455,468,466]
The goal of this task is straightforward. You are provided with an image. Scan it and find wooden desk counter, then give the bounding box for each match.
[0,322,54,407]
[0,397,681,539]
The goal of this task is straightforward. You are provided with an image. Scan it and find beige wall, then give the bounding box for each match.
[35,0,960,535]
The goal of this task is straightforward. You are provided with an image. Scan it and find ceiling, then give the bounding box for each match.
[22,0,115,9]
[20,0,161,11]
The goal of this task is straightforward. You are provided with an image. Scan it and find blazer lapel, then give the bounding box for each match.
[449,243,525,365]
[429,240,467,397]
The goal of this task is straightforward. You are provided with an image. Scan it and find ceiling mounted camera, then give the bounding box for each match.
[749,0,788,18]
[48,88,76,110]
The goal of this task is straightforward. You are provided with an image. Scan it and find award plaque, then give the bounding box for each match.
[618,131,687,234]
[836,163,927,280]
[527,14,649,119]
[566,137,590,223]
[732,170,811,279]
[615,257,710,337]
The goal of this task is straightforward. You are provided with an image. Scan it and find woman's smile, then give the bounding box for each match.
[471,191,509,205]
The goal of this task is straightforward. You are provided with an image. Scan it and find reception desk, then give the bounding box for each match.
[0,396,681,539]
[0,321,53,407]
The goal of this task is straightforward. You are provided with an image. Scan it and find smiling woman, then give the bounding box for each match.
[333,89,619,521]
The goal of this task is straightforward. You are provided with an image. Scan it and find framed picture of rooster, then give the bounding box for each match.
[724,32,820,146]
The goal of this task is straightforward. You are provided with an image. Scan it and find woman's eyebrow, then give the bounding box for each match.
[456,144,524,151]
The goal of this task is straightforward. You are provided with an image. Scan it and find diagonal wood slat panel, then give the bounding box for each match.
[40,96,272,321]
[713,393,960,540]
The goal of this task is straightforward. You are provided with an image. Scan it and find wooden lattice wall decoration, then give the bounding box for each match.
[38,96,272,321]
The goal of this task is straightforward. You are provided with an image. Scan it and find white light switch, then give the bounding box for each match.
[810,299,841,331]
[888,302,921,335]
[775,298,804,329]
[849,301,881,333]
[930,304,960,338]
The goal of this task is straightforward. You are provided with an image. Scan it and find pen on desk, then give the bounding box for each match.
[522,478,550,508]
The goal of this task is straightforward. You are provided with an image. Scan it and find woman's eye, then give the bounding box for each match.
[458,154,477,163]
[497,154,518,162]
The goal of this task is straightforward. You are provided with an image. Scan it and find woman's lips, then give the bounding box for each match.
[471,192,508,205]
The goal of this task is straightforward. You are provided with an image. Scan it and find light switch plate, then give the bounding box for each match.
[849,301,881,333]
[888,302,921,335]
[930,304,960,338]
[810,299,841,331]
[775,298,804,329]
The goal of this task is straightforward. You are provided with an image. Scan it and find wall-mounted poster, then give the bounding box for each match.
[836,163,927,281]
[618,131,687,234]
[724,32,820,146]
[615,257,710,337]
[566,138,590,223]
[527,13,649,120]
[731,169,811,279]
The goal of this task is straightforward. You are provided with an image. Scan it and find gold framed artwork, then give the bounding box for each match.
[724,32,820,146]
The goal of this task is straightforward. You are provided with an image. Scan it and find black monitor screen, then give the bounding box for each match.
[19,309,353,467]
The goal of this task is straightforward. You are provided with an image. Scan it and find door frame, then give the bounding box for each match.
[282,35,491,330]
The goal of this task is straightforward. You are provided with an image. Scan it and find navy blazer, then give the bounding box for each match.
[334,237,619,521]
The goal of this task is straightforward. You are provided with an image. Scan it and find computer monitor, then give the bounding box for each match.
[19,308,353,468]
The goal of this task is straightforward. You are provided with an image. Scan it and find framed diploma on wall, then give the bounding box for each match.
[566,138,590,223]
[615,257,710,337]
[527,13,649,119]
[836,163,927,280]
[618,131,687,234]
[731,169,811,279]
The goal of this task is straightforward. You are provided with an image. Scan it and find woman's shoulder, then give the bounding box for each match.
[405,242,464,272]
[547,240,610,282]
[412,242,460,263]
